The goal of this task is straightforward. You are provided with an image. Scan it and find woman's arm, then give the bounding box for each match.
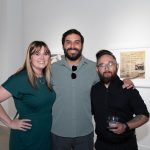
[0,86,32,131]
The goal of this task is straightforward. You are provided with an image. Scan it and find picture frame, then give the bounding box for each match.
[111,48,150,88]
[51,53,63,64]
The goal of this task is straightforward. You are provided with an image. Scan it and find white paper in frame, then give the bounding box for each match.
[51,54,62,64]
[111,48,150,88]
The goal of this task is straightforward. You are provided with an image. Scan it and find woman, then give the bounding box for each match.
[0,41,56,150]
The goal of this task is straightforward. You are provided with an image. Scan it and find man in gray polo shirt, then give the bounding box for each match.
[51,29,133,150]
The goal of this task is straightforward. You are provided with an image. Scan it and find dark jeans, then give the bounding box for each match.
[51,132,94,150]
[95,135,138,150]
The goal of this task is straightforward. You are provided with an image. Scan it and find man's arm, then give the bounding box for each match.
[126,114,149,129]
[109,114,149,134]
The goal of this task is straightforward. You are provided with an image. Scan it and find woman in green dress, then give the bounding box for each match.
[0,41,56,150]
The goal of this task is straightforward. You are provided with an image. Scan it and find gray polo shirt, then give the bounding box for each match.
[51,56,99,137]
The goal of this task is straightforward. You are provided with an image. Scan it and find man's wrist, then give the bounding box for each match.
[124,122,130,132]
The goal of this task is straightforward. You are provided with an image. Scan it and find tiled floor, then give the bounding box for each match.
[0,125,9,150]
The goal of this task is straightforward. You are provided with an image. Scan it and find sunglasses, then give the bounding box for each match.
[71,65,77,79]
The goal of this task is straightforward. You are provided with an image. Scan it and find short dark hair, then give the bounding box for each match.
[96,49,116,61]
[62,29,84,45]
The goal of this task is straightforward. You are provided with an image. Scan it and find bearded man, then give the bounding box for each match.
[51,29,134,150]
[91,49,149,150]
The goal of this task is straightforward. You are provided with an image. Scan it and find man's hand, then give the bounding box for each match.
[122,78,134,89]
[109,122,127,134]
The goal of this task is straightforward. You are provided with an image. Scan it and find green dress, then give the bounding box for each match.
[2,70,56,150]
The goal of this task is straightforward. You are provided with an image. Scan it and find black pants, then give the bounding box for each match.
[95,136,138,150]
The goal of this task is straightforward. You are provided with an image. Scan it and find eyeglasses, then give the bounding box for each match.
[71,65,77,79]
[97,61,117,69]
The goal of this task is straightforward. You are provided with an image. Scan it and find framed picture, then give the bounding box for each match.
[51,54,62,64]
[111,48,150,88]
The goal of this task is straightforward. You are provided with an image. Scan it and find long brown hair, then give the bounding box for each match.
[22,41,51,89]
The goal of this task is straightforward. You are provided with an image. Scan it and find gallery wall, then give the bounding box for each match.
[0,0,24,118]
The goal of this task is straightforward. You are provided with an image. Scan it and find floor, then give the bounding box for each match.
[0,125,9,150]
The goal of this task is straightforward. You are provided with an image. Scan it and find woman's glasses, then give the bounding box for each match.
[71,66,77,79]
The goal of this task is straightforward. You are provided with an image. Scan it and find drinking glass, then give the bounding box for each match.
[107,115,119,129]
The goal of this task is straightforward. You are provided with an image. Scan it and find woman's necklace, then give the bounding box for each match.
[38,77,45,85]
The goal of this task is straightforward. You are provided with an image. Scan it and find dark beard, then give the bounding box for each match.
[64,48,82,61]
[99,75,113,84]
[98,71,117,84]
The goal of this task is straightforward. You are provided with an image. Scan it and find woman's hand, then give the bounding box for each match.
[9,118,32,131]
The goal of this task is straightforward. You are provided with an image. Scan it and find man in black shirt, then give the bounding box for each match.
[91,50,149,150]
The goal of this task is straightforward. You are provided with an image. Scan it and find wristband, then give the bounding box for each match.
[124,122,130,132]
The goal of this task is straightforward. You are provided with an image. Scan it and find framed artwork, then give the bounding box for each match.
[51,54,62,64]
[111,48,150,88]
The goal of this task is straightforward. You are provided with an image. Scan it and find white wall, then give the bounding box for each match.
[0,0,24,119]
[22,0,150,60]
[0,0,150,149]
[136,87,150,150]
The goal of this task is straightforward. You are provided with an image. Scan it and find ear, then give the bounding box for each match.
[117,63,119,70]
[96,67,99,73]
